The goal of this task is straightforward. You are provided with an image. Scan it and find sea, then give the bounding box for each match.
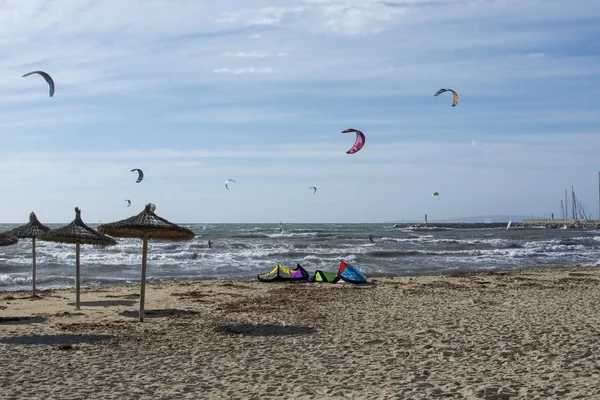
[1,223,600,291]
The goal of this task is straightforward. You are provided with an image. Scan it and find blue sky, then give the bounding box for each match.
[0,0,599,223]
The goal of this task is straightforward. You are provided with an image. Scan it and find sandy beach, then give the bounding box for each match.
[2,266,600,399]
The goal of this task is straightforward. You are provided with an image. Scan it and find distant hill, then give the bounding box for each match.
[393,215,531,223]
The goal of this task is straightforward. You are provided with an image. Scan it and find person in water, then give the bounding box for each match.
[208,240,213,249]
[369,235,375,243]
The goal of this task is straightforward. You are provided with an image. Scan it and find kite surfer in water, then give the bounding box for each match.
[369,235,375,244]
[208,240,213,249]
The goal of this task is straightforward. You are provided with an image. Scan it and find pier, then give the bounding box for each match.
[516,219,600,229]
[392,220,600,229]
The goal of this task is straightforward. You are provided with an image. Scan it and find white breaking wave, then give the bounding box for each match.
[1,223,599,290]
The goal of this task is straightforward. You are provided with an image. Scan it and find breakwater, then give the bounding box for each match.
[392,220,600,229]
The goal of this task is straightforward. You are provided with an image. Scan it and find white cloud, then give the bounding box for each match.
[305,0,404,35]
[524,52,545,58]
[216,6,305,26]
[212,67,275,74]
[0,0,595,97]
[236,67,274,74]
[223,51,269,58]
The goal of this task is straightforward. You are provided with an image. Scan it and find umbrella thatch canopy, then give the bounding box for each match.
[0,232,18,247]
[39,207,117,309]
[6,212,50,296]
[98,203,195,321]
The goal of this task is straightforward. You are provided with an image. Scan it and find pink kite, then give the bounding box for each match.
[342,128,365,154]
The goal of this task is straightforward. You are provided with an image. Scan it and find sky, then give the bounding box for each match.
[0,0,599,223]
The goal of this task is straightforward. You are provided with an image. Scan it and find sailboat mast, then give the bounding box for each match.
[572,186,576,220]
[565,189,568,220]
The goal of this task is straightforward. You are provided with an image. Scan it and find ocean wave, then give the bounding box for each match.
[2,223,600,291]
[366,250,420,258]
[231,233,269,239]
[268,251,314,258]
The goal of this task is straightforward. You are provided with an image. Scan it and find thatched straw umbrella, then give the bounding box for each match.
[0,232,18,247]
[38,207,117,309]
[6,212,50,296]
[98,203,195,322]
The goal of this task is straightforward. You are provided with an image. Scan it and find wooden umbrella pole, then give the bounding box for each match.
[139,237,148,322]
[32,238,37,297]
[75,243,81,310]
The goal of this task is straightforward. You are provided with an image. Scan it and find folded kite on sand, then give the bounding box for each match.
[257,264,310,282]
[257,261,367,284]
[338,260,367,284]
[312,270,340,283]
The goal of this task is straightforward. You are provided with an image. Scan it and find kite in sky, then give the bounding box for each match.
[225,179,236,190]
[22,71,55,97]
[131,169,144,183]
[342,128,365,154]
[434,88,459,107]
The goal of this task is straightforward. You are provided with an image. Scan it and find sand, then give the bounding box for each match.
[2,266,600,399]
